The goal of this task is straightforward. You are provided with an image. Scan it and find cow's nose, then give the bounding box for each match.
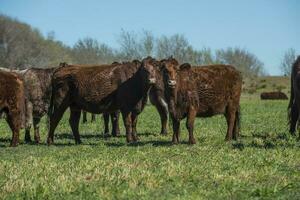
[149,78,156,84]
[168,80,176,87]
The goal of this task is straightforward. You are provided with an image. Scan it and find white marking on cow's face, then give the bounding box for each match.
[167,80,176,87]
[149,78,156,84]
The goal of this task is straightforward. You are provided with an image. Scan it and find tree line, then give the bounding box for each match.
[0,14,296,76]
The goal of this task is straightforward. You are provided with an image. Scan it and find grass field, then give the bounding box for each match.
[0,98,300,199]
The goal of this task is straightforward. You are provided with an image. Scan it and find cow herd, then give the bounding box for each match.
[1,56,300,147]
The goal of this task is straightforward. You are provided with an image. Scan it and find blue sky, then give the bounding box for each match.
[0,0,299,75]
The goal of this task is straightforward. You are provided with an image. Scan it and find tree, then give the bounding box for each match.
[216,47,265,76]
[0,14,72,68]
[280,48,296,76]
[139,30,155,58]
[117,29,141,61]
[156,34,192,63]
[72,37,115,64]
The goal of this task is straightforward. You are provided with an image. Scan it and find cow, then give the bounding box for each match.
[160,58,242,144]
[82,59,169,136]
[288,56,300,136]
[260,92,288,100]
[0,67,57,143]
[47,57,159,144]
[0,70,25,146]
[22,68,57,143]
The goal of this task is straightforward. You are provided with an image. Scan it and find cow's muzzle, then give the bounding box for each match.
[149,78,156,84]
[168,80,176,87]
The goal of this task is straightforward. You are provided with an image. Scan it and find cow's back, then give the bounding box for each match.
[0,71,25,120]
[192,65,242,116]
[23,68,56,116]
[52,63,140,112]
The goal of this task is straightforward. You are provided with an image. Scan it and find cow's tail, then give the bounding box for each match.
[47,79,55,131]
[288,74,294,126]
[235,106,241,136]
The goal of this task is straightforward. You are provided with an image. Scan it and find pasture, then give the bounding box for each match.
[0,98,299,199]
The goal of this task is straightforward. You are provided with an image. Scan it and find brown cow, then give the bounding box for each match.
[260,92,288,100]
[82,59,169,136]
[0,70,25,146]
[47,57,159,144]
[160,58,242,144]
[22,68,57,143]
[0,67,56,143]
[288,56,300,136]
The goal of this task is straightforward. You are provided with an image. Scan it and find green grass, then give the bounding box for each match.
[0,99,300,199]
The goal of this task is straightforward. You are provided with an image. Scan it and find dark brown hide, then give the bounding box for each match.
[47,58,159,144]
[260,92,288,100]
[0,70,25,146]
[161,59,242,144]
[83,57,168,136]
[288,56,300,136]
[22,68,56,143]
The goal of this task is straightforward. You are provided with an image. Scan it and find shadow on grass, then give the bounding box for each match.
[233,132,299,150]
[105,139,185,147]
[55,131,159,140]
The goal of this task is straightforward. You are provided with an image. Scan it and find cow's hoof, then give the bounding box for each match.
[75,140,82,145]
[47,138,54,145]
[132,135,139,142]
[10,143,18,147]
[34,137,40,144]
[188,139,196,145]
[160,130,168,136]
[126,137,133,143]
[172,140,179,145]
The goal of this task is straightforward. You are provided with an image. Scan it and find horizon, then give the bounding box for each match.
[0,0,299,75]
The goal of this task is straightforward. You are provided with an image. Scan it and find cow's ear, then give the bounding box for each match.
[179,63,191,71]
[59,62,68,67]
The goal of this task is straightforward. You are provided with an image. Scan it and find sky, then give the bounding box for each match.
[0,0,299,75]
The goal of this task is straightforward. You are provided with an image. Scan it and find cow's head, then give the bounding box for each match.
[160,57,180,88]
[140,57,159,85]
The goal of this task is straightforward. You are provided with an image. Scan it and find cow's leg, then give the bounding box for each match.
[186,107,196,144]
[121,111,133,143]
[131,113,139,142]
[225,105,236,141]
[103,113,110,135]
[289,102,298,136]
[171,117,180,144]
[24,102,33,143]
[155,100,168,135]
[6,112,21,147]
[111,111,120,137]
[82,111,87,123]
[47,104,68,145]
[33,117,41,144]
[91,114,96,122]
[233,109,240,140]
[69,108,82,144]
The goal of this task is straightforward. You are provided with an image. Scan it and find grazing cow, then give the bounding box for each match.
[160,58,242,144]
[260,92,288,100]
[0,70,25,146]
[288,56,300,136]
[47,57,159,144]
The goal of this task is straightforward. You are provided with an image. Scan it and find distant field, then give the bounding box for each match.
[0,95,299,199]
[242,76,290,99]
